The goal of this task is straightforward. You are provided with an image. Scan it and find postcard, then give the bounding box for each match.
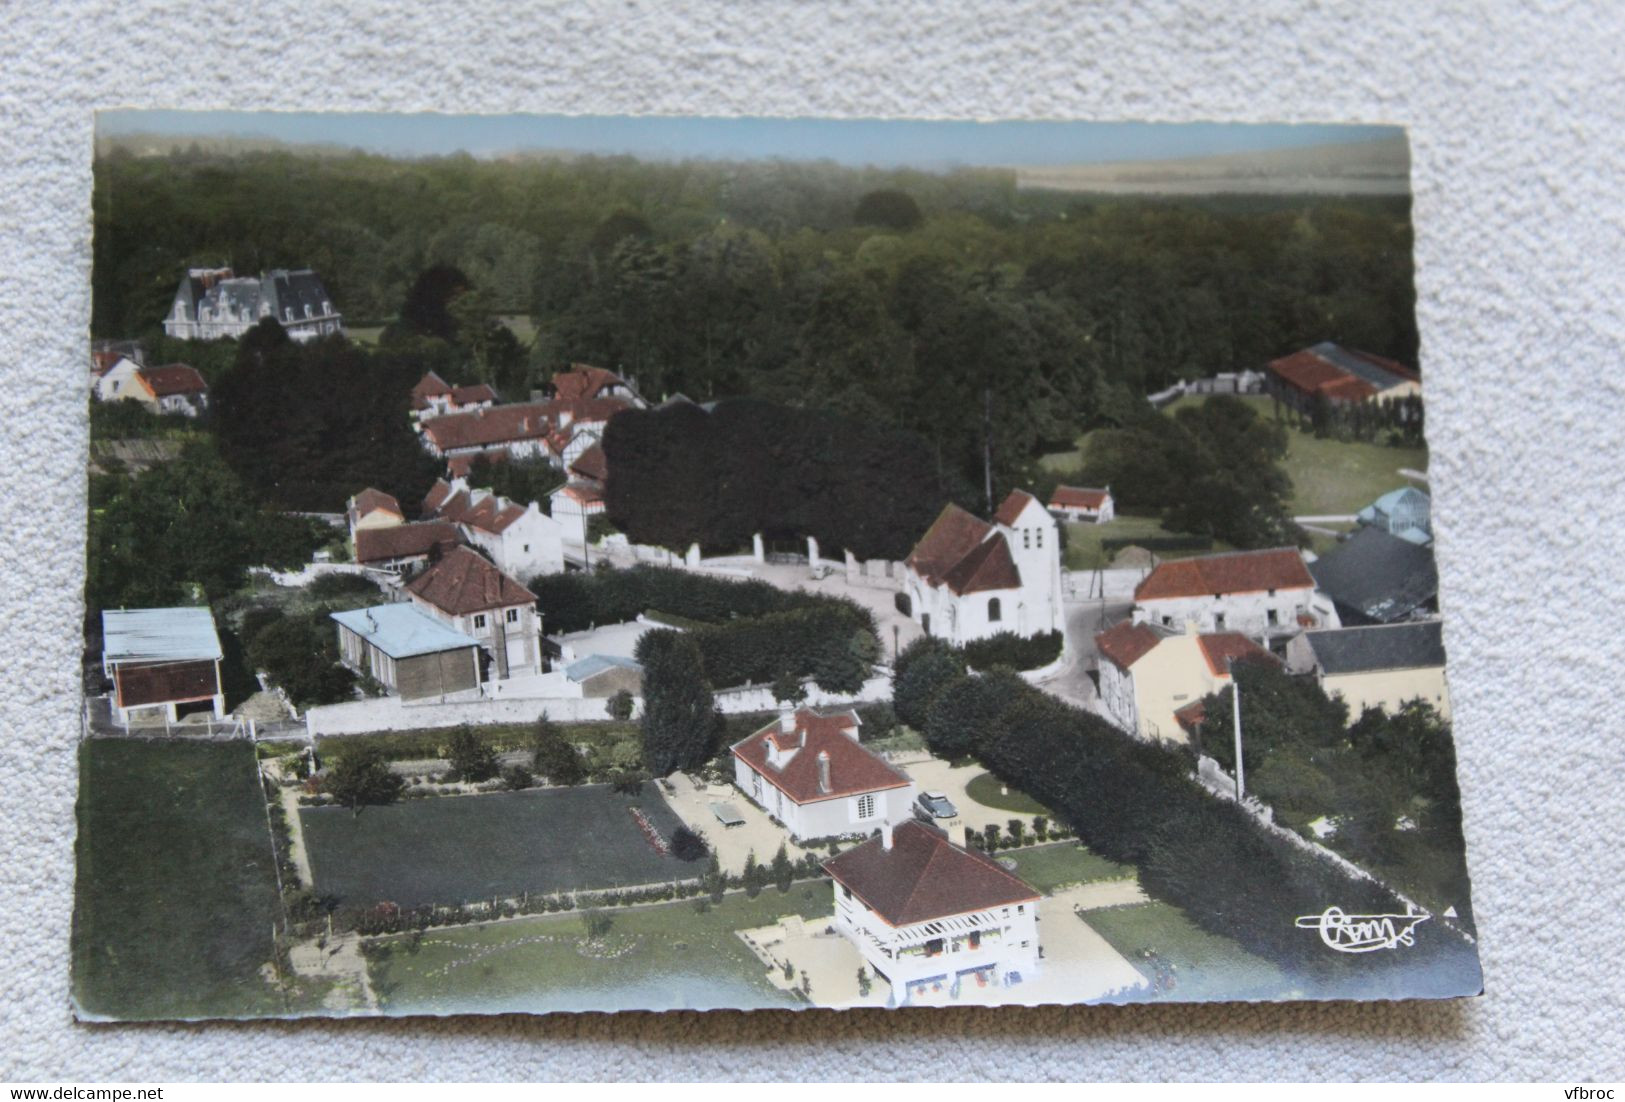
[74,111,1479,1019]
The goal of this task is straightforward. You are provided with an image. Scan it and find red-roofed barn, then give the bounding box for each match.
[1132,547,1337,639]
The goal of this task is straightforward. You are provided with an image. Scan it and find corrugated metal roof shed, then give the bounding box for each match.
[564,654,643,682]
[102,607,223,663]
[330,603,481,660]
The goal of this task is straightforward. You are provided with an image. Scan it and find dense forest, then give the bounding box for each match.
[93,148,1420,502]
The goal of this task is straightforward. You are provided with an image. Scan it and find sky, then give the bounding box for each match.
[97,111,1400,169]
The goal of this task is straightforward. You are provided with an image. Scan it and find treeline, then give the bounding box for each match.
[892,638,1480,996]
[1079,394,1303,548]
[602,398,969,559]
[211,320,444,512]
[95,148,1420,497]
[86,440,327,616]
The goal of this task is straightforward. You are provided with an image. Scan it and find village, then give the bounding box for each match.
[75,258,1469,1018]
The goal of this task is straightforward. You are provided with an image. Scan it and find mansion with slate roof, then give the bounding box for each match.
[903,489,1064,646]
[732,706,915,841]
[164,267,343,342]
[824,820,1041,1005]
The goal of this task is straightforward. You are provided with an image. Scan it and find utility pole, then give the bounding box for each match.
[983,385,994,515]
[1230,658,1245,802]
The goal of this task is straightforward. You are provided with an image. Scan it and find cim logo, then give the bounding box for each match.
[1295,905,1430,953]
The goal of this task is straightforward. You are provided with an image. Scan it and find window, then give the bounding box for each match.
[1214,613,1227,630]
[473,614,487,630]
[1036,528,1043,548]
[1268,588,1277,597]
[842,885,852,900]
[1017,904,1025,914]
[523,544,530,553]
[856,794,877,819]
[1022,528,1031,549]
[988,597,1002,623]
[505,608,520,624]
[1267,608,1279,626]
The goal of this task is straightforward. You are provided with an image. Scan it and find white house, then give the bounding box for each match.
[1132,547,1338,639]
[902,489,1065,646]
[422,477,567,580]
[93,360,209,417]
[823,820,1042,1006]
[1048,485,1115,524]
[163,267,343,343]
[550,443,609,528]
[404,545,544,680]
[731,706,915,841]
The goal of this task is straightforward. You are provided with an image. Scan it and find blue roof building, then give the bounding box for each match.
[1357,486,1432,545]
[331,604,483,700]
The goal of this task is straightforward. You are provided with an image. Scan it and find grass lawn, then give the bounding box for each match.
[1004,842,1132,893]
[1163,394,1426,517]
[345,325,386,346]
[964,771,1053,815]
[366,884,830,1014]
[496,315,538,345]
[301,782,691,907]
[1063,516,1231,571]
[73,739,286,1020]
[1083,900,1289,1001]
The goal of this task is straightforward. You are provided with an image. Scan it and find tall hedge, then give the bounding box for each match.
[601,396,967,560]
[531,564,872,636]
[920,668,1481,996]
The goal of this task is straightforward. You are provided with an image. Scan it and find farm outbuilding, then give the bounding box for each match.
[100,607,225,726]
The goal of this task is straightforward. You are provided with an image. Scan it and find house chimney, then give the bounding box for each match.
[779,703,795,735]
[816,750,831,794]
[881,819,894,852]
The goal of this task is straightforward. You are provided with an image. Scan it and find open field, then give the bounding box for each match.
[1163,393,1426,516]
[301,782,692,907]
[1004,842,1133,893]
[1083,900,1289,1001]
[366,884,830,1014]
[73,739,286,1020]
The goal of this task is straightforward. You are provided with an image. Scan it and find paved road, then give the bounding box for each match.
[1031,598,1133,712]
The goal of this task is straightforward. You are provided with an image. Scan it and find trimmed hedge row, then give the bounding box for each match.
[531,564,870,637]
[893,638,1480,996]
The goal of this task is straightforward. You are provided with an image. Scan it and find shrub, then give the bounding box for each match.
[445,725,499,783]
[671,826,709,862]
[605,688,636,721]
[962,630,1063,672]
[501,764,534,790]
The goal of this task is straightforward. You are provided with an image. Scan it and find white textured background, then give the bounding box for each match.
[4,0,1623,1082]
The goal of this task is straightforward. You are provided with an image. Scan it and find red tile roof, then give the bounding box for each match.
[410,371,453,409]
[906,505,992,583]
[993,489,1039,527]
[732,709,910,806]
[449,382,498,406]
[422,479,455,515]
[419,402,554,452]
[1196,632,1281,677]
[823,821,1040,928]
[1095,620,1169,671]
[1134,548,1314,602]
[354,522,459,564]
[560,482,604,506]
[349,487,402,520]
[552,364,628,401]
[1050,485,1110,510]
[138,363,207,397]
[406,545,535,615]
[940,533,1022,595]
[569,442,608,483]
[1174,697,1209,733]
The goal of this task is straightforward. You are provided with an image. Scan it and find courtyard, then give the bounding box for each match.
[300,782,695,908]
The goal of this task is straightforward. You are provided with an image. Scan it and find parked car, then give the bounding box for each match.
[915,791,958,820]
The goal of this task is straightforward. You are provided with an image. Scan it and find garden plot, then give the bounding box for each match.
[300,783,691,908]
